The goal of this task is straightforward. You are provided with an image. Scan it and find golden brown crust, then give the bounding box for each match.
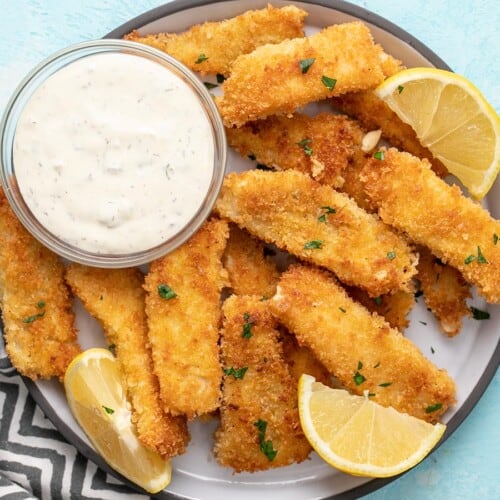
[223,224,280,298]
[65,264,189,457]
[270,265,456,423]
[143,218,229,418]
[226,112,365,187]
[0,189,80,380]
[124,5,307,76]
[215,169,417,297]
[214,295,311,471]
[417,247,471,336]
[361,148,500,303]
[217,22,385,126]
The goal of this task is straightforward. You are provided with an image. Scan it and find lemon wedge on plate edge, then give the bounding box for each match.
[298,374,446,478]
[64,348,171,493]
[375,67,500,199]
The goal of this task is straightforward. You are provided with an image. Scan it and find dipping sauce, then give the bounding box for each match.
[13,52,215,254]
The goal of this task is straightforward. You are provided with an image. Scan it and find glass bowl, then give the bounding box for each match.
[0,39,227,268]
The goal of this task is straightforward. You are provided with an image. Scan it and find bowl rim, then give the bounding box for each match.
[0,38,227,268]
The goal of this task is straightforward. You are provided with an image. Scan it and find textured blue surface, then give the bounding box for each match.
[0,1,498,499]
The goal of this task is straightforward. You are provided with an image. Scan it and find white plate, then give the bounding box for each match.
[25,1,500,499]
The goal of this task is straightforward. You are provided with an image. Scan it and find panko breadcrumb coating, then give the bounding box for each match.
[226,112,365,188]
[271,265,456,423]
[214,295,311,472]
[0,188,80,380]
[124,5,307,76]
[361,148,500,304]
[215,169,417,297]
[144,218,229,418]
[217,21,385,126]
[65,264,189,458]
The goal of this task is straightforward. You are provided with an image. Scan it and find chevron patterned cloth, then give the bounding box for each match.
[0,338,150,500]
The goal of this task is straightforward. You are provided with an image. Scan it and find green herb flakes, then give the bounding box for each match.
[339,307,346,313]
[195,53,208,64]
[425,403,442,414]
[353,371,366,386]
[102,406,115,415]
[387,250,396,260]
[304,240,323,250]
[321,75,337,90]
[242,312,254,338]
[477,246,488,263]
[158,284,177,300]
[357,361,363,370]
[298,57,316,74]
[373,362,380,368]
[373,150,385,160]
[430,346,435,354]
[203,82,217,89]
[254,419,277,461]
[373,296,383,306]
[464,254,475,264]
[379,382,392,387]
[397,85,404,94]
[317,206,336,223]
[37,301,45,309]
[470,306,490,320]
[224,367,248,379]
[494,233,499,245]
[297,138,313,156]
[22,312,45,324]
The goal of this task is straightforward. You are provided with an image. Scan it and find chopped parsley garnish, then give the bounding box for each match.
[357,361,363,370]
[22,311,45,324]
[102,406,115,415]
[419,320,427,325]
[242,312,254,338]
[298,57,316,74]
[430,346,435,354]
[321,75,337,90]
[195,53,208,64]
[368,393,376,397]
[339,307,346,313]
[494,233,499,245]
[158,284,177,300]
[224,366,248,379]
[203,82,218,89]
[373,150,385,160]
[477,246,488,263]
[304,240,323,250]
[254,419,277,461]
[248,153,257,161]
[297,138,313,156]
[373,296,383,306]
[464,254,475,264]
[37,300,45,309]
[373,362,380,368]
[425,403,442,414]
[397,85,404,94]
[216,73,226,83]
[317,206,336,223]
[470,306,490,320]
[387,250,396,260]
[353,371,366,386]
[379,382,392,387]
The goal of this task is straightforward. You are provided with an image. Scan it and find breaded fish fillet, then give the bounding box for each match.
[417,247,471,336]
[223,224,280,298]
[215,169,417,297]
[124,5,307,76]
[226,112,365,187]
[345,286,415,332]
[0,189,80,380]
[361,148,500,304]
[144,218,229,418]
[65,264,189,458]
[331,93,448,177]
[217,22,385,126]
[214,295,311,471]
[271,265,456,422]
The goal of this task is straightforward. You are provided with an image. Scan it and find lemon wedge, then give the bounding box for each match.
[64,348,171,493]
[375,67,500,199]
[298,374,446,478]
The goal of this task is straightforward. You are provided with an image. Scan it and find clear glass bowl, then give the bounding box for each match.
[0,40,227,267]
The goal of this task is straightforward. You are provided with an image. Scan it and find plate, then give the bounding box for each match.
[22,1,500,499]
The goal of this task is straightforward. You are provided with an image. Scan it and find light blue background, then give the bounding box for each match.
[0,1,498,499]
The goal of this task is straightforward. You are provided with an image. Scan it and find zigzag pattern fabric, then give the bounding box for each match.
[0,341,149,500]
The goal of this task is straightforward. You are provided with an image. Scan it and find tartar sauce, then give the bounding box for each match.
[13,52,214,254]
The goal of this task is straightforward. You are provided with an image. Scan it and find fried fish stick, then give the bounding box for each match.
[417,247,471,336]
[226,112,365,187]
[271,265,456,422]
[144,218,229,418]
[0,189,80,380]
[65,265,189,457]
[215,170,417,297]
[217,22,385,127]
[124,5,307,76]
[361,148,500,303]
[214,295,310,471]
[223,224,280,298]
[345,286,415,332]
[331,92,448,177]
